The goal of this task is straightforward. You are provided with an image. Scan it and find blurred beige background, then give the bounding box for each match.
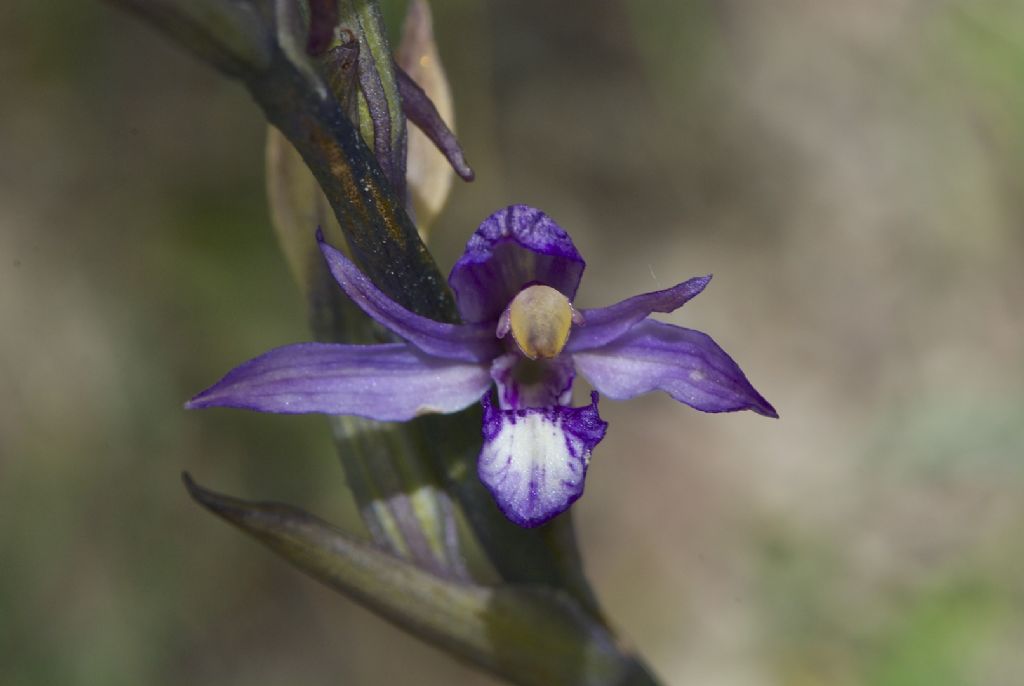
[2,1,1023,684]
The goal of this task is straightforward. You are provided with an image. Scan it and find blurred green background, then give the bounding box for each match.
[3,1,1024,684]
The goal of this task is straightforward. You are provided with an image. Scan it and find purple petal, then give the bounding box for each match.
[490,352,575,410]
[566,275,711,352]
[448,205,585,324]
[187,342,491,421]
[573,319,778,417]
[477,392,607,528]
[318,232,498,362]
[396,65,474,181]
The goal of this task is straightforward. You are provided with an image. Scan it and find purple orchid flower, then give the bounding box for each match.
[188,205,776,527]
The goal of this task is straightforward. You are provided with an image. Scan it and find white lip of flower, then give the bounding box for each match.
[495,284,585,359]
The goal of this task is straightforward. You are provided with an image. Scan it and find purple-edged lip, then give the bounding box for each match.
[477,392,606,528]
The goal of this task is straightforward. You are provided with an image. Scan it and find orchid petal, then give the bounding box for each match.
[318,232,498,361]
[187,342,491,421]
[449,205,585,323]
[477,393,607,528]
[396,66,474,182]
[573,319,777,417]
[566,275,711,352]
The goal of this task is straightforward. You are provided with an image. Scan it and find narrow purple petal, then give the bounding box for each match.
[318,232,498,362]
[187,342,491,421]
[396,65,474,181]
[449,205,586,324]
[490,352,575,410]
[477,392,607,528]
[566,275,712,352]
[573,319,778,417]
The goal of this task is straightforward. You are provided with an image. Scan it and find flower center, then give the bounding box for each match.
[504,284,578,359]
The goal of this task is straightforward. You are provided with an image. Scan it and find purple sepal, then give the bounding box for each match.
[490,352,574,410]
[186,342,492,421]
[566,275,712,352]
[477,392,607,528]
[448,205,586,324]
[573,319,778,418]
[396,65,474,181]
[318,231,499,362]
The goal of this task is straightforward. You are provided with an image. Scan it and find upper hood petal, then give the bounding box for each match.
[448,205,585,324]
